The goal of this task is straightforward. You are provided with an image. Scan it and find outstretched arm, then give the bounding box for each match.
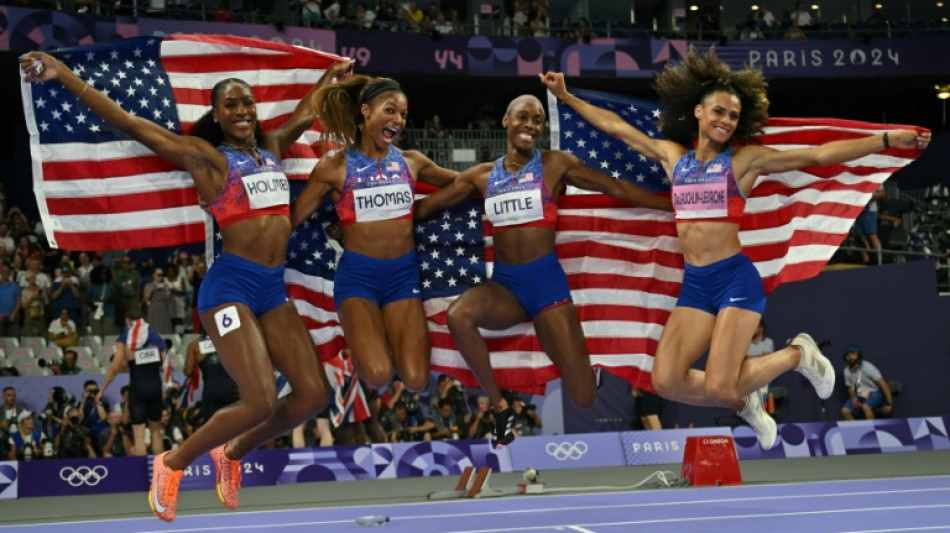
[414,164,486,220]
[540,71,682,168]
[740,130,931,187]
[20,53,220,179]
[558,152,672,211]
[265,60,354,155]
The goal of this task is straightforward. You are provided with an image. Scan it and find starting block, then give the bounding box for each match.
[680,435,742,486]
[426,467,545,500]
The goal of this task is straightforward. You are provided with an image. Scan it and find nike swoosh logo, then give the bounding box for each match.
[412,289,420,294]
[729,297,746,302]
[356,164,374,173]
[152,482,166,514]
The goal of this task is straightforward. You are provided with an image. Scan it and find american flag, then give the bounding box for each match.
[21,34,345,252]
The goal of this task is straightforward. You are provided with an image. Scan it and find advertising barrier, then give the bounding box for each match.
[7,417,949,498]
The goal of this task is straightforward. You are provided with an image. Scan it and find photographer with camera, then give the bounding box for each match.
[7,411,48,461]
[510,396,542,437]
[55,406,96,458]
[40,385,74,441]
[467,395,494,439]
[429,398,460,441]
[42,348,83,376]
[79,380,108,454]
[47,308,79,349]
[99,409,133,457]
[840,345,893,420]
[383,401,433,443]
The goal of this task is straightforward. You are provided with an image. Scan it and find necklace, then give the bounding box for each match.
[222,138,258,153]
[504,156,526,174]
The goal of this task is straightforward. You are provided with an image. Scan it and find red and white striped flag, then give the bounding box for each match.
[21,34,345,252]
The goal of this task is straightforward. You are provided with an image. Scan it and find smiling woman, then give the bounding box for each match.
[20,51,354,522]
[290,75,458,398]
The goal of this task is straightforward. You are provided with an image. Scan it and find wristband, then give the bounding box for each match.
[883,132,890,149]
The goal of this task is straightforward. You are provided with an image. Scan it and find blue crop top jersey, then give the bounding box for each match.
[670,146,746,224]
[335,145,416,227]
[208,146,291,228]
[484,149,558,232]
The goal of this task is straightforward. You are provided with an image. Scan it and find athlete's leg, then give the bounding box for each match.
[338,297,393,390]
[532,303,595,408]
[382,298,431,392]
[445,283,527,411]
[227,301,332,458]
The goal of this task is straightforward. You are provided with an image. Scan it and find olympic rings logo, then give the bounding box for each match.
[545,441,589,461]
[59,465,109,487]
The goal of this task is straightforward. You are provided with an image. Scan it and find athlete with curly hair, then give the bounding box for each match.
[542,48,930,449]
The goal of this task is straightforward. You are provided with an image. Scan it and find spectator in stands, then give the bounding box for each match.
[428,398,459,440]
[754,4,774,29]
[164,265,189,335]
[406,1,425,31]
[841,345,893,420]
[76,252,93,287]
[47,308,79,349]
[299,0,324,27]
[529,8,548,37]
[7,410,46,461]
[374,0,395,30]
[414,93,670,447]
[0,264,21,338]
[87,264,118,336]
[790,1,813,28]
[433,12,454,34]
[55,406,96,458]
[0,386,27,439]
[553,16,574,38]
[49,266,81,323]
[18,258,50,294]
[356,1,376,29]
[0,224,14,255]
[20,272,46,337]
[113,256,142,327]
[424,114,447,139]
[144,267,175,335]
[50,348,83,375]
[323,0,344,27]
[99,410,133,457]
[291,75,457,396]
[741,19,765,40]
[854,186,885,264]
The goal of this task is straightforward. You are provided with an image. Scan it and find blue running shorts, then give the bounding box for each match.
[333,249,422,309]
[197,252,288,316]
[491,252,572,318]
[676,252,766,315]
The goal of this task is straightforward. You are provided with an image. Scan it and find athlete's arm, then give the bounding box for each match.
[403,150,457,188]
[413,164,485,220]
[557,151,672,210]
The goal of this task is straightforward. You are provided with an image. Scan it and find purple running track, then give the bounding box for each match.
[3,475,950,533]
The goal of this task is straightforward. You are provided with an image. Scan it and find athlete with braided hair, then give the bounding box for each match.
[542,48,930,449]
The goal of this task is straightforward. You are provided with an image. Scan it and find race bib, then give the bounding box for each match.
[198,339,216,355]
[672,181,728,219]
[485,189,543,227]
[241,171,290,209]
[214,305,241,337]
[134,346,161,365]
[354,183,413,222]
